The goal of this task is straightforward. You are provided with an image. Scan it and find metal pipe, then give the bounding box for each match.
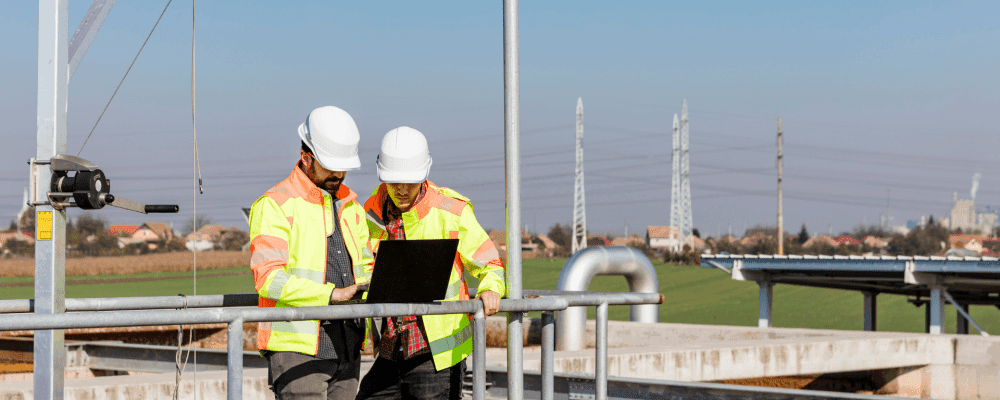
[0,294,259,314]
[473,307,486,400]
[540,311,554,400]
[0,292,660,314]
[227,318,243,400]
[0,298,568,332]
[503,2,523,400]
[525,290,662,307]
[595,302,608,400]
[555,246,660,350]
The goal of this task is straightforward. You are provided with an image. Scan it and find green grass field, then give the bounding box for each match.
[3,258,997,335]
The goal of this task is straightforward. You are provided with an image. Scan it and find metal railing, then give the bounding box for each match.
[0,290,662,400]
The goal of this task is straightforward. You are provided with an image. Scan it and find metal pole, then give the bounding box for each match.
[541,311,555,400]
[503,1,524,400]
[863,291,877,332]
[35,1,69,399]
[758,281,773,328]
[929,287,944,334]
[473,307,486,400]
[595,303,608,400]
[777,117,783,255]
[227,318,243,400]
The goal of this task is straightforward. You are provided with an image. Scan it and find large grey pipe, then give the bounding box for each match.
[556,246,659,351]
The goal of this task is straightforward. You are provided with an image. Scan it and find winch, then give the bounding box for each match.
[30,154,179,214]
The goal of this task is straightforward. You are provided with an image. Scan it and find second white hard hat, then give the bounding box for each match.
[298,106,361,171]
[377,127,432,183]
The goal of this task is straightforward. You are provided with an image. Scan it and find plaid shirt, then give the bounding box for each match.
[378,184,431,360]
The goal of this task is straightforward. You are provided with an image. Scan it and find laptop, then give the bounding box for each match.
[364,239,460,304]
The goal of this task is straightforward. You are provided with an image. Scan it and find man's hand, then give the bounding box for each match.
[476,290,501,316]
[330,284,360,303]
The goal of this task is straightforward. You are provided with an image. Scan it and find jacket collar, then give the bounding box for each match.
[366,180,440,227]
[289,163,357,211]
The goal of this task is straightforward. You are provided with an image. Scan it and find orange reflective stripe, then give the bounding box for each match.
[471,239,500,266]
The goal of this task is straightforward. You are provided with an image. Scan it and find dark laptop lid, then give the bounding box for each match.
[365,239,460,304]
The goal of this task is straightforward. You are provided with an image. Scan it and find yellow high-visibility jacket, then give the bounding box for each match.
[248,165,374,355]
[365,181,506,370]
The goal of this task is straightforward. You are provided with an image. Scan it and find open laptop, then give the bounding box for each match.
[364,239,460,304]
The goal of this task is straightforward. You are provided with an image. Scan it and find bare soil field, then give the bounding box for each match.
[1,251,249,277]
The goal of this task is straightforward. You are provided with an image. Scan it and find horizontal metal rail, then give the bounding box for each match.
[523,290,663,306]
[0,294,259,313]
[0,292,668,400]
[0,297,567,332]
[0,290,661,314]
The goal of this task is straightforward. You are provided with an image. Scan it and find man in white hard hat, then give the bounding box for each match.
[248,106,375,400]
[357,127,505,400]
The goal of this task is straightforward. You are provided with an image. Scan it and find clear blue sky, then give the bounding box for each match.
[2,1,998,237]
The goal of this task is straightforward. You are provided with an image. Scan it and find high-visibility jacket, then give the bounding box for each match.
[248,165,374,356]
[365,181,506,370]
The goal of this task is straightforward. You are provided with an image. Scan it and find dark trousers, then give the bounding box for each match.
[266,351,361,400]
[356,353,465,400]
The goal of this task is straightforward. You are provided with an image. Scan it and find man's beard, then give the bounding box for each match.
[306,167,343,193]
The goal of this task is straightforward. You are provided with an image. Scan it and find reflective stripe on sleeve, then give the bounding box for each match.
[428,323,474,355]
[288,268,323,282]
[444,278,464,300]
[251,248,289,265]
[266,272,291,301]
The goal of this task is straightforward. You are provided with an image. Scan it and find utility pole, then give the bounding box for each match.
[670,114,680,231]
[777,117,784,255]
[572,97,587,254]
[679,100,693,245]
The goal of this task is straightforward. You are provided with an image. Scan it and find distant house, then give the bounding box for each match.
[834,235,860,246]
[0,231,34,248]
[536,234,558,250]
[107,225,140,236]
[185,224,226,252]
[803,235,838,248]
[611,235,645,247]
[863,236,889,249]
[587,235,610,246]
[119,222,176,249]
[646,226,681,252]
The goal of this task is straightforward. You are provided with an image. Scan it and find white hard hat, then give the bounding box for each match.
[376,127,432,183]
[297,106,361,171]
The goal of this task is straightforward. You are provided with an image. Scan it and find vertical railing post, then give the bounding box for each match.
[473,307,486,400]
[227,318,244,400]
[541,311,555,400]
[35,1,70,399]
[503,1,524,399]
[595,303,608,400]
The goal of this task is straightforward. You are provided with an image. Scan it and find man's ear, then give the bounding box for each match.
[300,150,311,169]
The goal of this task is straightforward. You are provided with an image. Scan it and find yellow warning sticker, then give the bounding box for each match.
[37,211,52,241]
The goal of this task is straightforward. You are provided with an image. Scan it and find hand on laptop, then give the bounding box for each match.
[477,290,501,316]
[331,284,361,303]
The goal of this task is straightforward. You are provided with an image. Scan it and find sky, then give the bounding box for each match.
[1,1,998,238]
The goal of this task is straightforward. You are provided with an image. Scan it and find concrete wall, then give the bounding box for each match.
[0,368,273,400]
[484,318,1000,400]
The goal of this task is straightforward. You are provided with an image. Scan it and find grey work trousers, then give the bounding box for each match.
[266,351,361,400]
